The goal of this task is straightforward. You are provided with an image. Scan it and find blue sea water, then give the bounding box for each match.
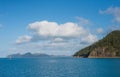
[0,57,120,77]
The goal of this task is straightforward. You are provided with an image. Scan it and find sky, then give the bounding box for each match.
[0,0,120,57]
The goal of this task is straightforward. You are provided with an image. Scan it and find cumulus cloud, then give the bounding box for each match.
[28,20,87,38]
[15,20,98,55]
[16,35,32,44]
[100,7,120,23]
[96,28,103,34]
[76,17,91,25]
[51,38,66,43]
[81,33,97,44]
[12,41,87,55]
[16,20,97,44]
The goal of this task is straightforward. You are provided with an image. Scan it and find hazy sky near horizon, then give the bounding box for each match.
[0,0,120,57]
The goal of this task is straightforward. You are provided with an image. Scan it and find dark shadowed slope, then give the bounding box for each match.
[73,30,120,58]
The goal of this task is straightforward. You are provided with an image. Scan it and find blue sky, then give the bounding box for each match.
[0,0,120,57]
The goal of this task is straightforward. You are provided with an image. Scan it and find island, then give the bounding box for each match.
[73,30,120,58]
[7,52,50,58]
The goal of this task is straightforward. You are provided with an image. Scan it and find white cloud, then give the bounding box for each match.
[97,28,103,34]
[81,33,97,44]
[12,41,87,55]
[16,20,97,44]
[76,17,91,25]
[15,20,98,55]
[28,20,87,38]
[100,7,120,23]
[16,35,32,44]
[52,38,66,43]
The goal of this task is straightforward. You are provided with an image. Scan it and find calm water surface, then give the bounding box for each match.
[0,57,120,77]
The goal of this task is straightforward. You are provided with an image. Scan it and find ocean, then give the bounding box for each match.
[0,57,120,77]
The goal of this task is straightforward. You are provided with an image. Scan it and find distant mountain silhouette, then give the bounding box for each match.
[7,52,50,58]
[73,30,120,58]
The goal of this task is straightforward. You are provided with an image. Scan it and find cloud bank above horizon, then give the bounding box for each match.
[1,0,120,57]
[14,20,98,55]
[16,20,97,44]
[10,6,120,55]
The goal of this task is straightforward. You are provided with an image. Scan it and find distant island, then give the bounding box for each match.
[7,52,50,58]
[73,30,120,58]
[7,52,69,58]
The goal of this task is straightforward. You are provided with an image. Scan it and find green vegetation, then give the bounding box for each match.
[73,30,120,58]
